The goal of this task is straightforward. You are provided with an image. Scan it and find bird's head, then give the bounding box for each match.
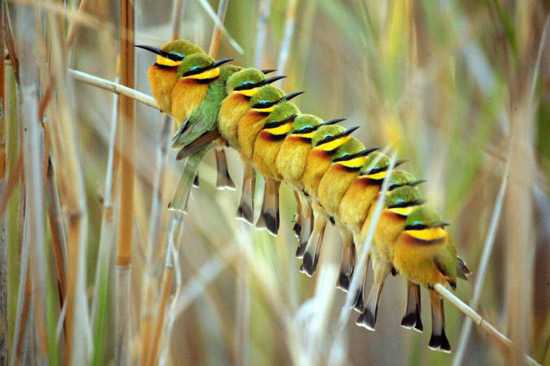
[250,86,302,113]
[312,125,358,152]
[177,53,233,80]
[359,152,406,181]
[404,206,449,241]
[262,102,299,136]
[226,68,285,96]
[387,170,425,191]
[385,185,425,216]
[332,138,378,169]
[290,114,324,139]
[135,39,204,67]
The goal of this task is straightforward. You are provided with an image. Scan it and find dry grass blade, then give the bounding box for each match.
[276,0,297,82]
[254,0,271,67]
[196,0,244,54]
[328,151,397,366]
[170,0,185,41]
[16,6,59,363]
[435,284,541,366]
[453,161,509,366]
[115,0,136,364]
[91,77,119,365]
[44,8,91,364]
[69,69,157,108]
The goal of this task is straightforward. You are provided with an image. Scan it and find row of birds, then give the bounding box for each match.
[136,39,470,353]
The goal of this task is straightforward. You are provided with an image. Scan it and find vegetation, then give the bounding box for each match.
[0,0,548,365]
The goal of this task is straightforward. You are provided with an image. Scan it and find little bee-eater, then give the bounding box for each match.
[253,102,300,234]
[136,40,205,113]
[299,124,359,276]
[219,68,285,148]
[393,206,470,352]
[317,140,378,290]
[275,115,344,254]
[337,151,403,311]
[356,184,425,331]
[235,85,300,223]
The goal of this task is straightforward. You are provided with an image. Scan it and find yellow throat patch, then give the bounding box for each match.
[184,67,221,80]
[315,135,351,152]
[156,55,182,67]
[406,227,447,241]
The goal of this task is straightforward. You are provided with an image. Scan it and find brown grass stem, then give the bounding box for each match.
[44,10,91,364]
[17,6,57,363]
[171,0,185,41]
[115,0,136,364]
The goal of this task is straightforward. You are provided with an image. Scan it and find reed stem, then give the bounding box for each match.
[115,0,136,364]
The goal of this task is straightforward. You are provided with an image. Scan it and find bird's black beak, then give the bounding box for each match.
[134,44,184,61]
[210,57,234,69]
[264,114,297,129]
[282,91,304,101]
[261,68,277,74]
[321,117,346,126]
[333,147,380,162]
[341,126,360,137]
[262,75,286,85]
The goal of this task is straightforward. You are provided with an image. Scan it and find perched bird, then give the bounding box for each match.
[356,183,425,331]
[275,115,344,253]
[392,206,470,352]
[253,102,300,234]
[136,40,205,113]
[219,68,285,148]
[317,138,378,289]
[235,85,302,223]
[170,53,235,148]
[299,124,359,276]
[338,151,404,311]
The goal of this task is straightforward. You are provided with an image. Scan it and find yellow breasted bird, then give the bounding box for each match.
[337,151,405,311]
[275,115,345,254]
[356,183,425,331]
[170,53,236,154]
[219,68,285,148]
[253,102,300,234]
[136,40,205,113]
[235,85,301,223]
[299,124,359,276]
[317,138,378,289]
[392,206,470,352]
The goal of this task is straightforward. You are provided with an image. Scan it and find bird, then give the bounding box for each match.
[253,101,300,234]
[275,115,344,255]
[135,40,205,113]
[299,124,360,276]
[317,138,378,289]
[235,85,302,223]
[355,183,425,332]
[337,151,405,311]
[170,53,235,149]
[392,206,470,353]
[219,68,285,148]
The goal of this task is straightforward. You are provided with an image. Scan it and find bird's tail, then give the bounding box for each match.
[236,165,256,224]
[256,178,280,235]
[401,281,423,332]
[428,290,451,353]
[215,147,235,190]
[300,208,327,276]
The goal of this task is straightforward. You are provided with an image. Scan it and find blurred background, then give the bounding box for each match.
[2,0,549,365]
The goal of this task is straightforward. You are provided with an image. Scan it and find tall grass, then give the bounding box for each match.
[2,0,549,365]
